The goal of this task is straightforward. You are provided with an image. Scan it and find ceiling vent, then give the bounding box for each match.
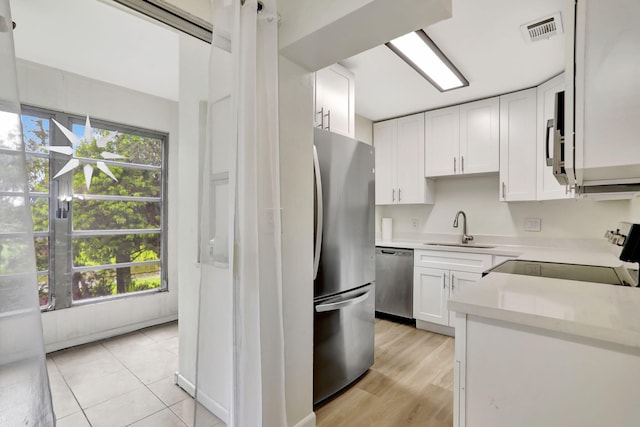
[521,12,563,43]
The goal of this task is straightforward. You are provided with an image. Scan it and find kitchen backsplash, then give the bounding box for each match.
[376,175,636,240]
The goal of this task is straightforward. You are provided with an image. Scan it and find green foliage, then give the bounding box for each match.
[130,277,161,292]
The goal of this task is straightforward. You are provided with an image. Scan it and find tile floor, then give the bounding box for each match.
[47,321,225,427]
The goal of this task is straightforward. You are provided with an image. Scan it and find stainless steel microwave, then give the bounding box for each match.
[546,90,568,185]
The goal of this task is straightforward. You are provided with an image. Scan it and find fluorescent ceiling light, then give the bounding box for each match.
[386,30,469,92]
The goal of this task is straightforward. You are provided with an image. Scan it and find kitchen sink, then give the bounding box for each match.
[423,242,496,249]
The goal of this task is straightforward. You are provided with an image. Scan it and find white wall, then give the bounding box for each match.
[279,55,315,427]
[355,114,373,145]
[376,175,632,241]
[16,59,180,351]
[10,0,179,101]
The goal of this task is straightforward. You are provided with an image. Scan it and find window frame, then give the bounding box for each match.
[21,105,169,310]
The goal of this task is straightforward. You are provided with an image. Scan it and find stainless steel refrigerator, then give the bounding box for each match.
[312,128,375,405]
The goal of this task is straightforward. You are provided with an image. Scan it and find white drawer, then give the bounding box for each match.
[414,249,493,274]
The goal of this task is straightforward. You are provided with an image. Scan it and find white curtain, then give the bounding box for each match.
[195,0,287,426]
[0,1,55,425]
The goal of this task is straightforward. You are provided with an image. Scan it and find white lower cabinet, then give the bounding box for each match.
[454,314,640,427]
[413,250,492,331]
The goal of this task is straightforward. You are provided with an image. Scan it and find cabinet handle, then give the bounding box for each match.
[398,188,402,202]
[453,157,456,173]
[461,156,464,173]
[392,189,395,202]
[502,182,506,199]
[451,274,455,291]
[442,273,447,289]
[324,109,331,131]
[317,107,324,129]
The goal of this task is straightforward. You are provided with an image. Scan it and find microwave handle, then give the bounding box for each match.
[545,119,554,167]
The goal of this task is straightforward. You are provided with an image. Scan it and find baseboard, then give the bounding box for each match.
[175,372,229,424]
[416,320,455,337]
[175,372,195,397]
[292,412,316,427]
[44,315,178,353]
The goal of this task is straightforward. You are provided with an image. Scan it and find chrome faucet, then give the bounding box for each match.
[453,210,474,244]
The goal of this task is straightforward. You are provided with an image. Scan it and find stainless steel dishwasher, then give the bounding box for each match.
[375,247,413,319]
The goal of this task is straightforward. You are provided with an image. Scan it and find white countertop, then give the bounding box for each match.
[448,271,640,349]
[376,239,526,257]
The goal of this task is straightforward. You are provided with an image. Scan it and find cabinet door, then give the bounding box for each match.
[396,113,425,204]
[576,0,640,185]
[374,119,397,205]
[499,89,537,201]
[448,271,482,326]
[315,64,355,138]
[537,74,572,200]
[413,267,448,326]
[425,106,460,177]
[460,97,499,174]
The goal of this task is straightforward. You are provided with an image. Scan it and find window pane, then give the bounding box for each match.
[72,124,163,167]
[72,233,161,267]
[72,265,161,300]
[72,167,161,197]
[0,196,29,233]
[31,197,49,232]
[0,236,32,275]
[73,200,160,231]
[38,275,49,307]
[26,157,49,193]
[34,237,49,272]
[21,115,50,154]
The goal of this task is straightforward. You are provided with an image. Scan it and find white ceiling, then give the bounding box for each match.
[341,0,566,122]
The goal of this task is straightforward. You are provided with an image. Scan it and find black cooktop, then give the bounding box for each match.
[486,260,635,286]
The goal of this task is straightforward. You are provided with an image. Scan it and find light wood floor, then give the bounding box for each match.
[315,318,455,427]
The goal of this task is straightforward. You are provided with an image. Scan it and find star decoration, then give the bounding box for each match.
[48,116,125,189]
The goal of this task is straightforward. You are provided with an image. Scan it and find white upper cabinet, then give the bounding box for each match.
[569,0,640,186]
[459,98,500,174]
[374,120,397,205]
[374,113,434,205]
[537,73,572,200]
[499,88,537,201]
[425,98,499,177]
[425,106,459,177]
[314,63,355,138]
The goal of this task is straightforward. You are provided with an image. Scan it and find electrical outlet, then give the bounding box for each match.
[411,218,420,230]
[524,218,541,232]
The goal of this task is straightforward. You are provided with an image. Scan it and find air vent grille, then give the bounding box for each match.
[521,12,563,43]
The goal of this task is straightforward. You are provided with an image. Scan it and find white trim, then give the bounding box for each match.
[293,412,317,427]
[44,315,177,353]
[175,372,230,424]
[416,319,455,337]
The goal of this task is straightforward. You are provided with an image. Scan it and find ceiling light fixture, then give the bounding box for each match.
[386,30,469,92]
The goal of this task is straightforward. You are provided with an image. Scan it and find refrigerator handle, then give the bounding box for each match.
[313,145,323,280]
[315,290,370,313]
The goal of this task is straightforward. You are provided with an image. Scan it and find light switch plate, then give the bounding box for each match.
[524,218,541,232]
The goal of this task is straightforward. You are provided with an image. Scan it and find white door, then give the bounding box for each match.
[448,271,482,326]
[460,97,499,174]
[374,119,397,205]
[315,64,355,138]
[396,113,425,204]
[425,106,460,177]
[537,74,572,200]
[413,267,449,326]
[499,89,537,201]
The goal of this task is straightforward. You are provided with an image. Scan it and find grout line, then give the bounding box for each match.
[49,356,94,427]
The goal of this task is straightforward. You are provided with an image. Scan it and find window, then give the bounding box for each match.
[21,106,168,310]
